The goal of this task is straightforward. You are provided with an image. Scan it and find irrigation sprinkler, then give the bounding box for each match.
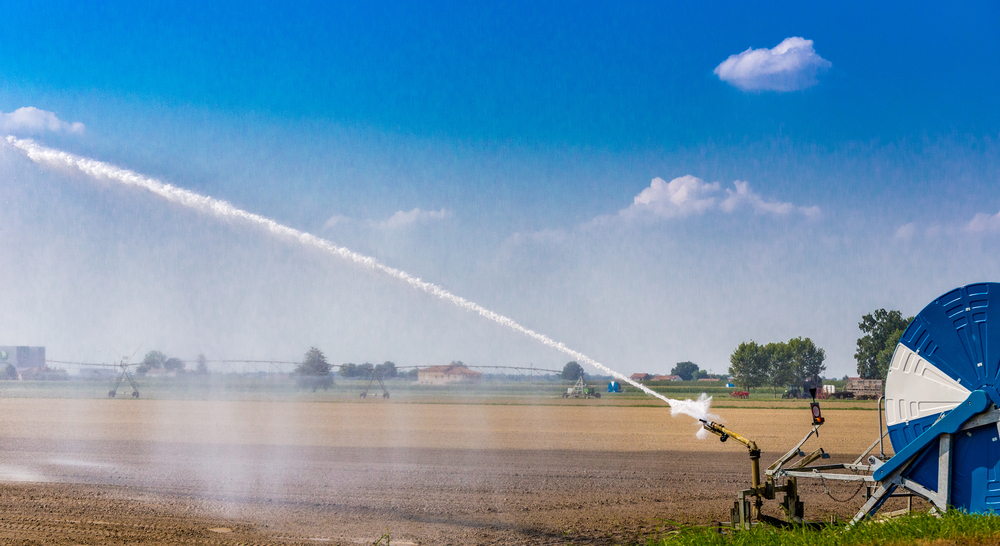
[708,282,1000,530]
[360,368,390,399]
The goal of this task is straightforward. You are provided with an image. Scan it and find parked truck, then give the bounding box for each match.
[844,377,883,400]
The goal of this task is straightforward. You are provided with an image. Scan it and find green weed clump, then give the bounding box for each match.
[648,511,1000,546]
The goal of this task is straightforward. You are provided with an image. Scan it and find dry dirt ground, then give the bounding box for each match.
[0,398,894,545]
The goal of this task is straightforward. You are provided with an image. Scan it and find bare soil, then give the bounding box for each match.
[0,398,896,545]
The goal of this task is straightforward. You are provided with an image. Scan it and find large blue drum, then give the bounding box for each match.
[885,282,1000,513]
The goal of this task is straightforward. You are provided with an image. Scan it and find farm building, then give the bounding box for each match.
[418,364,483,385]
[0,346,45,369]
[651,374,682,381]
[629,373,652,382]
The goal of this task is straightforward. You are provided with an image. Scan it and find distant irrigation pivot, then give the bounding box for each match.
[49,359,563,375]
[6,136,714,423]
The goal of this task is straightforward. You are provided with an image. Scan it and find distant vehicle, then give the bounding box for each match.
[845,378,883,400]
[782,375,828,400]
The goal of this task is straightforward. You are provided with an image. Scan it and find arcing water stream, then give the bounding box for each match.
[6,136,716,424]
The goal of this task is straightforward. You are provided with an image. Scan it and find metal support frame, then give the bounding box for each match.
[850,403,999,524]
[711,388,1000,530]
[108,360,140,398]
[360,368,390,399]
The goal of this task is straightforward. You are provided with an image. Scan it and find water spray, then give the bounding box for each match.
[4,136,713,423]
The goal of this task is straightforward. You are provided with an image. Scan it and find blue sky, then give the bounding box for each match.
[1,1,998,376]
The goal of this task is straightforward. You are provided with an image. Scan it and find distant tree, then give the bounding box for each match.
[195,353,208,374]
[450,360,467,368]
[728,341,769,391]
[339,363,359,378]
[560,361,585,381]
[137,350,168,375]
[691,369,712,380]
[765,341,794,397]
[359,362,375,378]
[404,368,419,380]
[295,347,333,391]
[671,361,699,381]
[164,357,185,372]
[2,364,17,380]
[856,309,912,379]
[788,337,826,383]
[296,347,331,376]
[376,361,398,379]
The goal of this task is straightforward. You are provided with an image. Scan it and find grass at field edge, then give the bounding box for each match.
[643,511,1000,546]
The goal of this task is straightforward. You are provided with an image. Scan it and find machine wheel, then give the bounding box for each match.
[595,392,601,398]
[131,391,139,398]
[108,390,116,398]
[383,392,390,399]
[360,392,367,399]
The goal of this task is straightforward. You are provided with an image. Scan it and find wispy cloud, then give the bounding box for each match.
[714,37,831,92]
[379,208,452,229]
[621,176,818,220]
[894,222,918,241]
[1,107,85,135]
[322,214,353,230]
[321,208,453,231]
[967,211,1000,233]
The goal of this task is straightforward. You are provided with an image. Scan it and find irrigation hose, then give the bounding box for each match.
[819,474,866,503]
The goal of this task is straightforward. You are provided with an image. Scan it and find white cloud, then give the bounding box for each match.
[379,208,452,229]
[630,175,720,218]
[967,211,1000,233]
[622,176,818,220]
[714,37,831,92]
[0,107,85,134]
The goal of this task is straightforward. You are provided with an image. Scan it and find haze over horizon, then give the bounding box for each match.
[1,1,998,377]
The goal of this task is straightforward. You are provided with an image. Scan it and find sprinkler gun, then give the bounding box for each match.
[699,420,758,452]
[700,419,764,518]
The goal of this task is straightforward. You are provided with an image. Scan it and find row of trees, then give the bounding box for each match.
[294,348,419,380]
[340,361,399,379]
[728,337,826,393]
[670,361,715,381]
[725,307,913,389]
[137,351,209,375]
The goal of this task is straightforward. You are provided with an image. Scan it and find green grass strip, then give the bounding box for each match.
[645,511,1000,546]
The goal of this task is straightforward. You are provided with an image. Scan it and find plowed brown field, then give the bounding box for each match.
[0,398,893,545]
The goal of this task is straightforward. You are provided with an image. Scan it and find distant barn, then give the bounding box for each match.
[0,346,45,370]
[418,364,483,385]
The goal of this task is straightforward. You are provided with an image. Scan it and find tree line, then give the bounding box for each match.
[728,337,826,393]
[137,351,209,375]
[726,307,915,390]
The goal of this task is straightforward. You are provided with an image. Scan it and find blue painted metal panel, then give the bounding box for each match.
[949,423,1000,511]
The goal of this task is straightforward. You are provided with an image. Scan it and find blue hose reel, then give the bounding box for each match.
[866,282,1000,517]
